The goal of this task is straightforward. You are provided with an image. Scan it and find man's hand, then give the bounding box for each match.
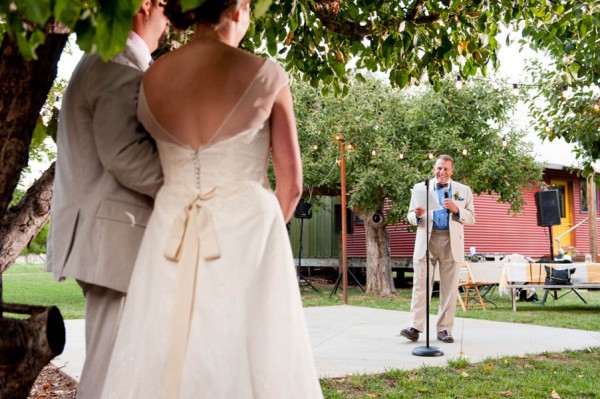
[443,199,458,214]
[414,207,425,218]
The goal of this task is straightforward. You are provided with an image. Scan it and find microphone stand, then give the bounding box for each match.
[413,178,443,357]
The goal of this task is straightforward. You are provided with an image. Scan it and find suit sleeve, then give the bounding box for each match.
[91,65,163,198]
[407,184,420,226]
[456,186,476,226]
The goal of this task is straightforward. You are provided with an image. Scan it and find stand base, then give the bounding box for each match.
[328,268,365,298]
[412,345,444,357]
[298,273,319,292]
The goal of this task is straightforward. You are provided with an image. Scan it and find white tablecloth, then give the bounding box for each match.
[499,262,600,295]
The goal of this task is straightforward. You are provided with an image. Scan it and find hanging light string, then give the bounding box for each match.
[453,75,600,135]
[309,74,597,157]
[310,140,510,162]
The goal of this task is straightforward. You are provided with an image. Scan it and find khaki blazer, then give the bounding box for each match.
[407,179,476,262]
[46,37,163,293]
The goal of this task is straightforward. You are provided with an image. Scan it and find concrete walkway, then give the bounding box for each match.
[52,305,600,381]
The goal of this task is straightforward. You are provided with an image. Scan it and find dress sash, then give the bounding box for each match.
[163,188,221,397]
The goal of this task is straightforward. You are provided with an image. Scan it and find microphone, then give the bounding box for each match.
[443,187,450,214]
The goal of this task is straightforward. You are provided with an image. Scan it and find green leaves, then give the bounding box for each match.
[1,0,138,60]
[294,74,540,221]
[181,0,206,12]
[18,0,52,26]
[522,0,600,169]
[54,0,82,28]
[95,3,135,60]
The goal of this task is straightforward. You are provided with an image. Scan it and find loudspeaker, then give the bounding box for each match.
[535,190,561,227]
[294,199,313,219]
[334,204,354,234]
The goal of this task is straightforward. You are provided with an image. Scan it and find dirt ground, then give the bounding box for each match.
[28,364,77,399]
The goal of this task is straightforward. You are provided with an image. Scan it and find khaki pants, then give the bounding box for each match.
[77,281,126,399]
[408,230,461,333]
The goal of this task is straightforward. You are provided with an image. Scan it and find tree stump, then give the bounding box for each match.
[0,303,65,399]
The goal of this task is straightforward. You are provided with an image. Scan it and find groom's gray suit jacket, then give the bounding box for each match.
[47,38,163,293]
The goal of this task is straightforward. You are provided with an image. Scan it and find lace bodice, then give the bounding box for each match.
[138,58,288,194]
[154,126,271,194]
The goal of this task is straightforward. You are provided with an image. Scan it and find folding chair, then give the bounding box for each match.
[457,261,487,311]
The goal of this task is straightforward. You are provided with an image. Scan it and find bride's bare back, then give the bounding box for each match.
[142,40,267,150]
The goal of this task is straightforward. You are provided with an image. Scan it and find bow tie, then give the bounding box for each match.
[437,183,448,189]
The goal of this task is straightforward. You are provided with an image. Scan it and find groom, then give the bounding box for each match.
[400,155,476,344]
[46,1,167,397]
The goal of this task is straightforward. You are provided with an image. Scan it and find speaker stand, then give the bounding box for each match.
[328,267,365,298]
[297,218,319,292]
[413,179,443,357]
[548,226,555,261]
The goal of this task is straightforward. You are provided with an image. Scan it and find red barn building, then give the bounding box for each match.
[291,165,600,272]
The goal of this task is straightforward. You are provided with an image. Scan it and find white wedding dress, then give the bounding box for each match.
[101,60,323,399]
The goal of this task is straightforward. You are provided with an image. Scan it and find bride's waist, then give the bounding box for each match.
[157,180,270,202]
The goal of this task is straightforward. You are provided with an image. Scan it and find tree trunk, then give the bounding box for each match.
[362,210,396,296]
[0,163,55,273]
[0,303,65,399]
[0,30,67,223]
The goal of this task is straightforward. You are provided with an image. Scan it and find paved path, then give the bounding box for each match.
[52,305,600,381]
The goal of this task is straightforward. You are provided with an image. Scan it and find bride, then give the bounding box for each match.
[101,0,324,397]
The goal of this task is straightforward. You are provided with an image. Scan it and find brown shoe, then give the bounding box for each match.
[437,330,454,343]
[400,327,420,342]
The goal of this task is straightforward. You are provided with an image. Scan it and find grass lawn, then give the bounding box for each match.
[2,262,83,319]
[321,348,600,398]
[3,263,600,397]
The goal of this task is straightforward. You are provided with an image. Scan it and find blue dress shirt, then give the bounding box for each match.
[433,185,451,230]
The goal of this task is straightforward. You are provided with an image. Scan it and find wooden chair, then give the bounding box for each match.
[457,261,487,311]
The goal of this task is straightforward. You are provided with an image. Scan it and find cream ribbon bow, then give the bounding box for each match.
[163,188,221,397]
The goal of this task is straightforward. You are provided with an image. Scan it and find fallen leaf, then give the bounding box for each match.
[484,362,494,371]
[367,394,377,398]
[551,389,561,399]
[461,371,469,378]
[499,391,513,397]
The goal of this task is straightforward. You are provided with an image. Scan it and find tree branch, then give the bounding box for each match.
[406,0,427,21]
[307,0,469,39]
[0,163,55,273]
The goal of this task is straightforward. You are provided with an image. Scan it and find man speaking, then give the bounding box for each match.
[401,155,476,343]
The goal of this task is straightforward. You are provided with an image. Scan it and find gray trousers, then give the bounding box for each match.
[409,230,461,333]
[76,281,126,399]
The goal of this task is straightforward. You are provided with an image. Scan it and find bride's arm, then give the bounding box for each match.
[270,84,302,222]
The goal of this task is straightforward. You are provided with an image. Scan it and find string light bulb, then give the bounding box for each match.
[371,149,377,156]
[544,123,551,133]
[399,152,404,160]
[428,152,434,160]
[455,76,463,89]
[462,147,468,156]
[502,136,508,148]
[312,144,318,151]
[561,85,570,99]
[512,84,520,96]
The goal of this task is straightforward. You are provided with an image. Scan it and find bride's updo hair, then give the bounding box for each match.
[165,0,239,30]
